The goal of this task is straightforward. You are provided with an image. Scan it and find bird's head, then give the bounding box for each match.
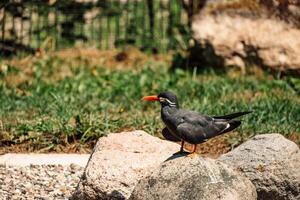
[143,91,179,108]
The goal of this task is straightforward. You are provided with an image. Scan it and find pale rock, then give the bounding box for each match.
[72,130,179,200]
[219,134,300,200]
[130,155,257,200]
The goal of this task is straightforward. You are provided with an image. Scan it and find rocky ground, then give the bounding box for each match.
[1,131,299,200]
[73,131,300,200]
[0,164,83,199]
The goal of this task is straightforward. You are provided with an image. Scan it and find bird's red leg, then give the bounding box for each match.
[173,140,185,155]
[188,144,198,158]
[192,144,197,153]
[180,140,184,153]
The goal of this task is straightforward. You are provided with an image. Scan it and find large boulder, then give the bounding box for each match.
[219,134,300,200]
[190,0,300,75]
[130,155,257,200]
[72,130,179,200]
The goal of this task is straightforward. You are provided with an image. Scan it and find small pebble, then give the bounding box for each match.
[0,164,84,199]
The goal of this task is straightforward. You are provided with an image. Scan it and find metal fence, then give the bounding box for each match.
[0,0,196,57]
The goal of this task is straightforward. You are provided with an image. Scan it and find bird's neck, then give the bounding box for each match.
[161,105,178,118]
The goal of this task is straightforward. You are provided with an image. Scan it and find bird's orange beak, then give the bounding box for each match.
[142,95,159,101]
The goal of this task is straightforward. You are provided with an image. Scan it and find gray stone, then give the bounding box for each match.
[219,134,300,200]
[72,130,179,200]
[190,0,300,75]
[130,155,257,200]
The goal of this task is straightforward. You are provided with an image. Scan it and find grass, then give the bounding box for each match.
[0,50,299,153]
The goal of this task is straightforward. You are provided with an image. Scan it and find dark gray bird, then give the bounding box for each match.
[143,91,251,157]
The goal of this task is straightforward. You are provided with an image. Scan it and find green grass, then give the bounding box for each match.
[0,55,299,151]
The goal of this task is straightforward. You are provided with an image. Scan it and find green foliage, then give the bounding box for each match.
[0,56,299,150]
[2,0,186,55]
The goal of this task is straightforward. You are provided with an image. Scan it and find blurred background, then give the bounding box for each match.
[0,0,299,156]
[0,0,192,55]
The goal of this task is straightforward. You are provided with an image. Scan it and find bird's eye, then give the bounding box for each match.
[159,97,165,102]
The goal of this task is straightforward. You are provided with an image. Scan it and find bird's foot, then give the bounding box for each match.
[187,152,199,159]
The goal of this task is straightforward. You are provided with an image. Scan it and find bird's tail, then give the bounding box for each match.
[221,119,241,134]
[213,111,252,120]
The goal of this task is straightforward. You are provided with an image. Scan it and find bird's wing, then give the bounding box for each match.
[175,110,229,143]
[162,127,181,142]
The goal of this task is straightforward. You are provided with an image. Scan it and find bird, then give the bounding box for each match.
[143,91,251,157]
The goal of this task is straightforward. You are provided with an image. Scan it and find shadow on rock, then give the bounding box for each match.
[164,151,190,162]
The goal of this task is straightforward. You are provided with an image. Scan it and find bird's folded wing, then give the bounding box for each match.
[162,127,181,142]
[176,112,229,141]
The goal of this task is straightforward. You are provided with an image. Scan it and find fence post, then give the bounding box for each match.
[1,5,6,41]
[167,0,173,49]
[146,0,154,49]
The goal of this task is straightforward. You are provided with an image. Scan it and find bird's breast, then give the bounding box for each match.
[161,108,180,135]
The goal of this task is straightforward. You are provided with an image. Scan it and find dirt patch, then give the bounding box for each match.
[0,129,232,157]
[1,47,171,87]
[287,133,300,146]
[53,47,171,70]
[0,141,94,155]
[0,136,230,157]
[1,132,299,157]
